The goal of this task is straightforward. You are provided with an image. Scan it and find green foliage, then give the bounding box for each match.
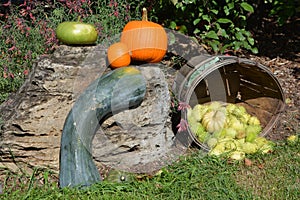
[267,0,300,25]
[0,5,50,102]
[151,0,258,54]
[0,0,146,104]
[0,0,296,103]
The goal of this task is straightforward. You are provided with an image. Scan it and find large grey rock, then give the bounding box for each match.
[0,46,188,175]
[0,45,107,173]
[93,66,181,173]
[0,32,207,175]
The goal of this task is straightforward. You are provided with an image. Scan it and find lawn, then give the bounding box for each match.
[0,139,299,199]
[0,1,299,199]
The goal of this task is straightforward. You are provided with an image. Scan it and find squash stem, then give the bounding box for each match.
[142,7,148,21]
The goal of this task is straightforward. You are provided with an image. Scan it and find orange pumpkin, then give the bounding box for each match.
[107,42,131,68]
[121,8,167,63]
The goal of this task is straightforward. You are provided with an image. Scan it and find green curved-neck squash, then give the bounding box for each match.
[59,67,146,188]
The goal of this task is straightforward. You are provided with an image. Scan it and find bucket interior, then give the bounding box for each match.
[186,61,285,137]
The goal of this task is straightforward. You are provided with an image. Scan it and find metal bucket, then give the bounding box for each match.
[172,55,285,150]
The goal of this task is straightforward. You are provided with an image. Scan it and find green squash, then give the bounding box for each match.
[59,67,146,188]
[56,21,98,45]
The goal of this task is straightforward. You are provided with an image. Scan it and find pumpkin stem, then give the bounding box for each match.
[142,7,148,21]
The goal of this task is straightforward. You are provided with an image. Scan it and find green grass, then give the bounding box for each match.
[235,141,300,199]
[0,2,299,199]
[1,139,299,200]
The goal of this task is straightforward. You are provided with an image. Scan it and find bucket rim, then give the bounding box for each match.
[176,55,286,150]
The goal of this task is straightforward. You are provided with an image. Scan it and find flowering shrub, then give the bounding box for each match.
[0,0,147,103]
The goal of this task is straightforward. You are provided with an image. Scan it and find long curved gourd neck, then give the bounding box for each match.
[59,67,146,188]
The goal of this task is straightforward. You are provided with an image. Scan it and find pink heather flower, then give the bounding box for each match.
[171,101,175,108]
[3,24,11,29]
[114,10,119,17]
[16,18,23,26]
[23,69,29,75]
[24,50,32,60]
[3,72,8,79]
[8,46,16,51]
[20,0,26,6]
[9,73,14,79]
[176,119,188,132]
[2,1,11,6]
[29,13,35,22]
[177,102,191,111]
[20,9,27,16]
[109,1,113,7]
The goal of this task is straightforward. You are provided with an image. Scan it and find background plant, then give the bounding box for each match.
[150,0,258,54]
[0,0,147,103]
[0,0,298,103]
[267,0,300,25]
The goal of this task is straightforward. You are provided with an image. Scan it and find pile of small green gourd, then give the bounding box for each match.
[187,101,274,160]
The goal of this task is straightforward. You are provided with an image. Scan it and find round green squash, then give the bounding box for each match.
[59,67,146,188]
[56,21,98,45]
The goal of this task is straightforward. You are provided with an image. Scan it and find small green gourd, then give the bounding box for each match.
[56,21,98,45]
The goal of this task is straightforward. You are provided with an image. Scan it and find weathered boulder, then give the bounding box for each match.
[93,66,179,174]
[0,31,207,175]
[0,45,107,173]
